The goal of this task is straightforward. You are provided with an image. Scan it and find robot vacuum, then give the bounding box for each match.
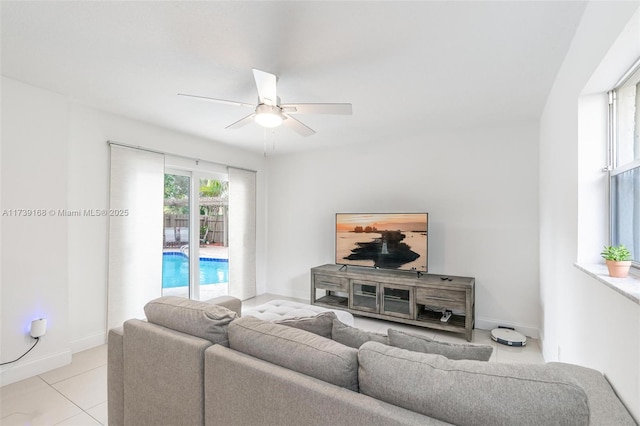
[491,327,527,347]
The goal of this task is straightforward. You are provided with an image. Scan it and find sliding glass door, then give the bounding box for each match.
[162,171,191,298]
[198,177,229,300]
[162,169,229,300]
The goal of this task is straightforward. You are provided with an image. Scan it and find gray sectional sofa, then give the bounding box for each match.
[108,296,637,426]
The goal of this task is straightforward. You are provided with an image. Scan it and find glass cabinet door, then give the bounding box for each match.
[350,280,379,313]
[381,284,414,319]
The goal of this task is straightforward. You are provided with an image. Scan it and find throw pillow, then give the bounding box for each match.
[388,329,493,361]
[275,311,337,338]
[228,316,359,392]
[358,342,589,426]
[332,319,388,349]
[144,296,237,346]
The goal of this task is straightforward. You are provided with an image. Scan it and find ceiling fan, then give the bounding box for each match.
[178,69,352,137]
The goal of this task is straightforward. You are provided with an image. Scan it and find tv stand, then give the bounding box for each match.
[311,264,475,341]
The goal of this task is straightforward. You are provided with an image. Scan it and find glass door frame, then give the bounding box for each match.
[164,168,199,299]
[164,167,229,300]
[381,283,415,319]
[187,169,201,300]
[349,279,379,313]
[348,280,415,320]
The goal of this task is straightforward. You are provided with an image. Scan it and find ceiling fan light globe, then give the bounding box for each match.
[254,104,283,128]
[255,113,282,128]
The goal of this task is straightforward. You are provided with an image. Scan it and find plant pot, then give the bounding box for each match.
[605,260,632,278]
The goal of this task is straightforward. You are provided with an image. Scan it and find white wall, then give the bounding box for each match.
[1,77,267,384]
[266,123,540,336]
[539,2,640,419]
[1,78,72,384]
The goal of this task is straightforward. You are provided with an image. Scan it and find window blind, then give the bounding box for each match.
[107,145,164,330]
[227,167,257,300]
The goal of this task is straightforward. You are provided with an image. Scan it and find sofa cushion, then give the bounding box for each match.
[228,316,359,392]
[388,329,493,361]
[203,295,242,316]
[358,342,590,426]
[275,311,337,338]
[332,319,388,348]
[144,296,237,346]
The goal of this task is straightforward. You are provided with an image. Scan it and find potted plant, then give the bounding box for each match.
[600,245,633,278]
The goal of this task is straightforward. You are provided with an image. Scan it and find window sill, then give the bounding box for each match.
[575,263,640,305]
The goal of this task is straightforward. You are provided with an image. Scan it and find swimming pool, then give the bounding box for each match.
[162,253,229,288]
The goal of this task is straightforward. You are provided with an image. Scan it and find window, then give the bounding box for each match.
[609,58,640,267]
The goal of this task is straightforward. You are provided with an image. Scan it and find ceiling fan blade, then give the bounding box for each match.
[226,113,256,129]
[282,114,316,137]
[178,93,255,108]
[252,69,278,106]
[280,103,352,115]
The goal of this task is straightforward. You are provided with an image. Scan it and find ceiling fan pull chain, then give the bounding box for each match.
[263,127,267,157]
[271,128,276,153]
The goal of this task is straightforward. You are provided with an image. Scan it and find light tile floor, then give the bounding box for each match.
[1,293,543,425]
[1,345,107,425]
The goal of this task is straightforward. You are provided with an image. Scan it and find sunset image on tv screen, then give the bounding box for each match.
[336,213,428,272]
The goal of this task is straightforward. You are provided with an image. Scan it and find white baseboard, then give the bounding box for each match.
[0,349,72,387]
[475,316,539,339]
[70,331,107,354]
[0,332,106,387]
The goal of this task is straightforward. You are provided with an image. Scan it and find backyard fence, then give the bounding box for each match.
[163,211,227,246]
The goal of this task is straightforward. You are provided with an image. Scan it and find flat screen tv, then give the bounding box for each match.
[335,213,428,272]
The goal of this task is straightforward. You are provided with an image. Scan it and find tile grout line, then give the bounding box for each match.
[39,359,107,426]
[47,378,104,426]
[45,380,85,425]
[82,405,105,425]
[40,362,108,386]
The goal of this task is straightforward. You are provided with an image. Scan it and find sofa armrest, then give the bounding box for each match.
[205,296,242,317]
[123,319,212,426]
[107,327,124,426]
[549,362,637,425]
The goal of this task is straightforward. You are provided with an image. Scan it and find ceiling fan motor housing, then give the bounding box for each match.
[255,104,283,127]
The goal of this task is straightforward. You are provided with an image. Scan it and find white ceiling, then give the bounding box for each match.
[1,1,587,155]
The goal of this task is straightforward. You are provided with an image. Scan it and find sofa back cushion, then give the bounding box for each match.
[228,316,359,392]
[275,311,337,338]
[144,296,237,346]
[358,342,590,426]
[388,329,493,361]
[332,319,388,348]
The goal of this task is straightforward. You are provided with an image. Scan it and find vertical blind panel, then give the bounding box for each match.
[228,167,257,300]
[107,145,164,330]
